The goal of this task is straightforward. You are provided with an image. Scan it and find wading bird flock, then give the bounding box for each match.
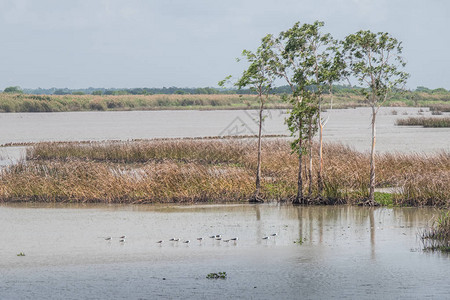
[101,233,278,245]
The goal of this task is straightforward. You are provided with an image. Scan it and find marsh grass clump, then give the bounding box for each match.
[429,104,450,113]
[17,252,26,256]
[396,117,450,127]
[421,212,450,252]
[27,140,254,165]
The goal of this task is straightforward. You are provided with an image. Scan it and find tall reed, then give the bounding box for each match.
[1,139,448,205]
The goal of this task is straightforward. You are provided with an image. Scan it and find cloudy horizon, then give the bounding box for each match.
[1,0,449,90]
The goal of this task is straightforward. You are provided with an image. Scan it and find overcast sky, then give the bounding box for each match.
[0,0,449,90]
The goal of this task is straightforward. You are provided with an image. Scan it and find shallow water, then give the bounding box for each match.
[0,107,448,156]
[0,204,448,299]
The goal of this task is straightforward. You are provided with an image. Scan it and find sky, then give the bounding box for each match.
[0,0,449,90]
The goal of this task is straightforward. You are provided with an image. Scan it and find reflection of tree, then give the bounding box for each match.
[369,208,375,260]
[254,205,262,244]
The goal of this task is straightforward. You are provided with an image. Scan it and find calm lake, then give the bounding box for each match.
[0,204,449,299]
[0,108,449,299]
[0,107,449,165]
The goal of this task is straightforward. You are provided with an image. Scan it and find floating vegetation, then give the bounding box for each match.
[206,272,227,279]
[420,212,450,252]
[294,238,304,245]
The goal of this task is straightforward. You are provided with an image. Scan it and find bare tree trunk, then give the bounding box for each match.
[255,98,263,199]
[294,120,304,204]
[368,105,377,205]
[317,99,324,197]
[308,117,313,198]
[251,95,264,203]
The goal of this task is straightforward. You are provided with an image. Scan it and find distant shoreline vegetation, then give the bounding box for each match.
[0,85,450,113]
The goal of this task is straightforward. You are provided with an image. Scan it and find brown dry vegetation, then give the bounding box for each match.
[396,116,450,127]
[0,139,448,206]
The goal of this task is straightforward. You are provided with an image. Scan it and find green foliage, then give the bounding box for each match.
[92,90,103,95]
[53,89,70,95]
[285,97,318,153]
[342,30,409,105]
[374,192,394,206]
[3,86,23,94]
[17,252,26,256]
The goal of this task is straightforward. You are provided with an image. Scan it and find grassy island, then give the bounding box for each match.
[0,139,448,207]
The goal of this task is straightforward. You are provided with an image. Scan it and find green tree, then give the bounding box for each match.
[261,26,308,204]
[92,90,103,95]
[3,86,23,94]
[343,30,409,205]
[232,39,276,202]
[305,24,346,197]
[273,21,342,204]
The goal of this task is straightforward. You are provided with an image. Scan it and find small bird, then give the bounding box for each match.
[183,240,190,243]
[215,234,221,238]
[230,237,238,241]
[174,238,180,242]
[119,235,126,239]
[271,233,278,237]
[223,239,230,242]
[209,235,215,238]
[197,237,203,241]
[105,237,112,241]
[215,237,222,241]
[262,236,269,240]
[156,240,163,244]
[119,239,125,243]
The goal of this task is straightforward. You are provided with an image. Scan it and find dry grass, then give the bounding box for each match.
[1,139,449,205]
[396,117,450,127]
[0,93,289,112]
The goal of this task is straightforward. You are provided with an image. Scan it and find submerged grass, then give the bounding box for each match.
[396,117,450,127]
[1,139,449,205]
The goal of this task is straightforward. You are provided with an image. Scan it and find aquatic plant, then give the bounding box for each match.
[17,252,26,256]
[293,238,304,245]
[420,212,450,252]
[206,272,227,279]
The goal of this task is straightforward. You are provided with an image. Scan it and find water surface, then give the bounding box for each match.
[1,107,449,149]
[0,204,448,299]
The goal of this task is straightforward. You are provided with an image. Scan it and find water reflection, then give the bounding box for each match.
[0,203,448,299]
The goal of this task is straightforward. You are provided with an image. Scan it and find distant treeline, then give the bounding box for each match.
[2,85,449,96]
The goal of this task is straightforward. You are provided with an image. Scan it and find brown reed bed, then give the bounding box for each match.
[1,139,449,205]
[396,116,450,127]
